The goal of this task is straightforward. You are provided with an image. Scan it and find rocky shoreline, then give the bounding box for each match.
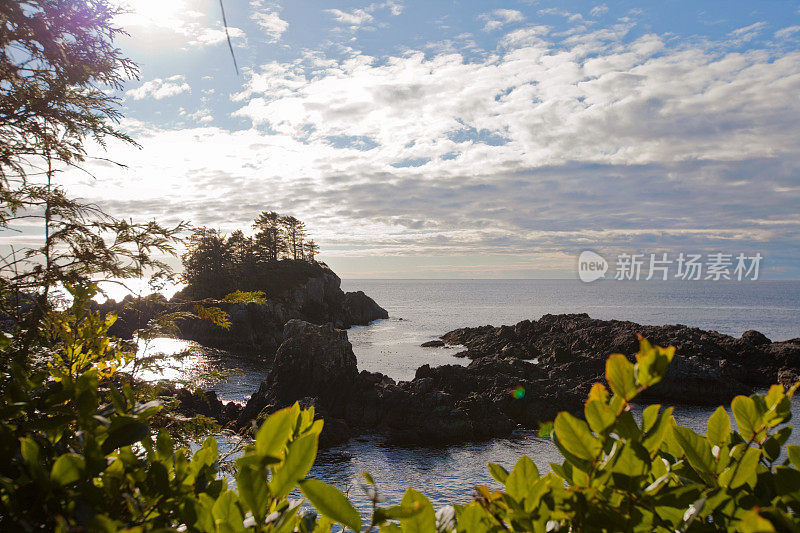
[173,313,800,448]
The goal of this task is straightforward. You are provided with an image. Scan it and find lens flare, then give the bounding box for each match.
[512,385,525,399]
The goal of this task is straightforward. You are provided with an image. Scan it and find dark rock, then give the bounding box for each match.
[437,314,800,406]
[342,291,389,325]
[741,330,771,346]
[421,340,445,348]
[173,388,241,426]
[238,320,359,426]
[778,369,800,389]
[319,417,353,448]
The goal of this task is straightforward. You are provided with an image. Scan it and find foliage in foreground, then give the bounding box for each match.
[1,295,799,532]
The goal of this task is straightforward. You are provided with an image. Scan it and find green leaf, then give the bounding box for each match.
[211,490,245,532]
[775,466,800,501]
[585,399,616,434]
[505,456,539,502]
[642,404,660,432]
[223,290,267,304]
[102,416,149,454]
[610,441,650,477]
[554,411,602,462]
[606,353,638,401]
[399,488,436,533]
[737,509,776,533]
[255,406,296,459]
[634,339,674,388]
[145,462,169,496]
[643,407,673,456]
[76,369,98,419]
[299,478,362,531]
[537,421,553,438]
[269,432,318,499]
[20,437,40,466]
[706,406,731,446]
[194,304,232,330]
[454,502,493,531]
[487,462,509,484]
[673,426,714,475]
[719,445,761,489]
[51,453,85,485]
[0,331,12,350]
[732,395,763,441]
[237,465,269,523]
[788,445,800,469]
[374,504,423,522]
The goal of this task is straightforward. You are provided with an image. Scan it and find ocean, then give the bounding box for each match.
[142,279,800,512]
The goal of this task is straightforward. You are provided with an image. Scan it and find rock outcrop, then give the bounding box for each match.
[237,320,582,446]
[95,265,388,357]
[342,291,389,326]
[234,314,800,447]
[440,314,800,406]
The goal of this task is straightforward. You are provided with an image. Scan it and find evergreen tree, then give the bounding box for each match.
[180,229,233,298]
[0,0,138,186]
[280,215,306,261]
[252,211,285,262]
[0,0,183,348]
[304,240,320,262]
[227,229,257,277]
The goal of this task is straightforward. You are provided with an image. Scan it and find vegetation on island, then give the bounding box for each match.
[1,1,799,531]
[181,215,322,300]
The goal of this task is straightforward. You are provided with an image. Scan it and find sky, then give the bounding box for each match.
[29,1,800,278]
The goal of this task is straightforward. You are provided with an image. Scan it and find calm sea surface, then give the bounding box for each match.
[144,279,800,513]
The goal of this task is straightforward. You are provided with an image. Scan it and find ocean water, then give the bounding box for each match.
[143,279,800,513]
[341,279,800,383]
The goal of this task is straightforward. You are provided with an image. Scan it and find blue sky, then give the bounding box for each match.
[46,0,800,278]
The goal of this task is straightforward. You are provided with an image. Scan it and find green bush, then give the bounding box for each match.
[1,293,798,531]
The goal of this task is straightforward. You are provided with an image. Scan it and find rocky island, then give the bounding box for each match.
[174,312,800,448]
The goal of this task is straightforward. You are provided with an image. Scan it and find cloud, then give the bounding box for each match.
[324,2,403,31]
[41,18,800,278]
[730,22,767,43]
[180,107,214,123]
[479,9,525,32]
[126,76,191,100]
[250,1,288,42]
[775,25,800,40]
[590,4,609,17]
[114,0,246,49]
[325,8,374,27]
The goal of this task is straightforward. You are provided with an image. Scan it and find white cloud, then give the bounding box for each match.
[114,0,246,49]
[479,9,525,32]
[126,76,191,100]
[730,22,767,43]
[590,4,609,17]
[324,2,403,31]
[250,1,289,42]
[325,8,374,27]
[385,2,404,16]
[775,25,800,39]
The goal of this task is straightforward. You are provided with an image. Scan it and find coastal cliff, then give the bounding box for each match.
[95,262,387,354]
